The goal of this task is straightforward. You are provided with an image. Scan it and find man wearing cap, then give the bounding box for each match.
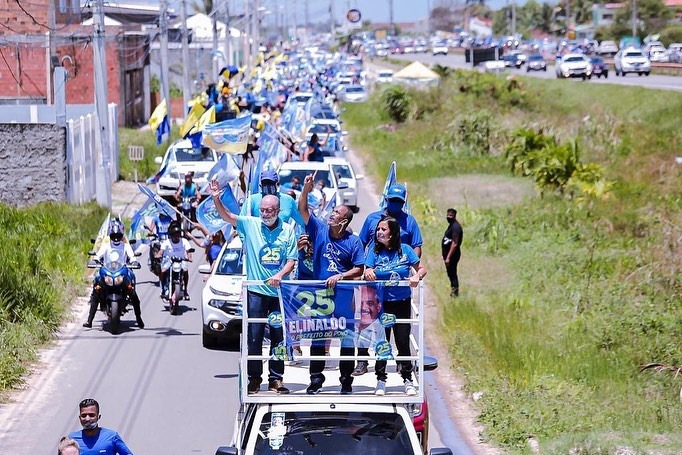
[240,170,305,227]
[355,183,423,376]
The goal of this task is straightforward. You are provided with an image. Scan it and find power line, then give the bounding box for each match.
[0,46,41,100]
[12,0,50,30]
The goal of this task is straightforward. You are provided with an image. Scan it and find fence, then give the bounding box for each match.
[65,104,119,204]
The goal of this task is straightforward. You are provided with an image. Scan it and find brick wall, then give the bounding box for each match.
[0,123,67,207]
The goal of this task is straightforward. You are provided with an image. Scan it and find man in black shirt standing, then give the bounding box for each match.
[442,208,463,297]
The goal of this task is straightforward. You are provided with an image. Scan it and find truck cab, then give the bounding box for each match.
[215,280,454,455]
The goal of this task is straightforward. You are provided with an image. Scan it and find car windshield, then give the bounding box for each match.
[253,412,414,454]
[309,123,340,134]
[215,248,243,275]
[172,147,215,162]
[529,55,543,61]
[625,51,643,57]
[332,164,352,179]
[346,87,365,93]
[378,71,393,77]
[564,56,584,63]
[279,169,332,188]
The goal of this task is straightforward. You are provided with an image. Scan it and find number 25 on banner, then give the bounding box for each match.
[296,289,335,317]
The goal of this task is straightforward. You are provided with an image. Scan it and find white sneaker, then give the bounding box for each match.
[404,380,417,396]
[375,380,386,396]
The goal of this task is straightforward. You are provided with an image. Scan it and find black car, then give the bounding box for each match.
[526,53,547,72]
[502,52,524,68]
[589,57,609,78]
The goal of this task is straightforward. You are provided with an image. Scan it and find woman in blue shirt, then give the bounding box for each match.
[303,129,331,162]
[364,216,427,396]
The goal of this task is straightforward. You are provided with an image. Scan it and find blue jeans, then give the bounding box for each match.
[247,291,284,383]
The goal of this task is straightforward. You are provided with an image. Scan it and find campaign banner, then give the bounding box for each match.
[202,113,252,154]
[136,183,176,218]
[277,281,395,359]
[196,185,239,234]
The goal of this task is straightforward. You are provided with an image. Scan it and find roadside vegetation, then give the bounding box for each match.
[118,125,180,181]
[0,203,106,395]
[346,72,682,453]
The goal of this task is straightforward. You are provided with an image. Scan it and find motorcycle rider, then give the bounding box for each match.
[146,211,173,275]
[83,219,144,329]
[156,221,193,300]
[174,171,201,224]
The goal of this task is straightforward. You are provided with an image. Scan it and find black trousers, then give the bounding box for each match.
[310,342,354,385]
[445,249,461,292]
[375,298,413,382]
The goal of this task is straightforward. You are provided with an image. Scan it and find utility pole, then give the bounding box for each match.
[330,0,335,37]
[224,0,233,65]
[293,0,298,43]
[159,0,171,132]
[566,0,570,37]
[389,0,394,36]
[632,0,638,39]
[243,0,250,67]
[511,1,516,37]
[180,0,191,110]
[305,0,309,38]
[212,2,219,79]
[92,0,112,208]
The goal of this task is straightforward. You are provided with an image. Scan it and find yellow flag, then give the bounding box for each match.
[148,99,167,133]
[179,101,206,138]
[196,105,215,132]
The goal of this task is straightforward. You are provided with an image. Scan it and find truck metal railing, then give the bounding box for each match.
[238,279,425,404]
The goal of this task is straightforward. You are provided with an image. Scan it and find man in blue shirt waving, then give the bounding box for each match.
[69,398,133,455]
[211,179,297,395]
[298,173,365,395]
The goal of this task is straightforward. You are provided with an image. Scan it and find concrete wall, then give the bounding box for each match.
[0,123,67,207]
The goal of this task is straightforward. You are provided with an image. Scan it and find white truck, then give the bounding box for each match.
[215,280,454,455]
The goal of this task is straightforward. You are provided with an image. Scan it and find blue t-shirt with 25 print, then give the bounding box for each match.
[365,244,420,301]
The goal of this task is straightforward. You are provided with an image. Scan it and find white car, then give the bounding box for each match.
[339,85,368,103]
[375,69,394,84]
[555,53,593,80]
[648,45,669,63]
[597,40,619,56]
[432,43,449,56]
[154,139,218,199]
[199,236,245,348]
[323,157,363,212]
[614,48,651,76]
[277,161,350,210]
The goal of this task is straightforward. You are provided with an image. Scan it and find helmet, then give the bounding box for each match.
[108,219,125,245]
[168,222,182,237]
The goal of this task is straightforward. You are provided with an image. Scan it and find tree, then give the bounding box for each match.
[430,6,457,32]
[613,0,672,37]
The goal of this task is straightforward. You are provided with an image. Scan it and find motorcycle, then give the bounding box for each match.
[179,196,196,235]
[87,248,142,334]
[145,231,165,282]
[162,250,194,315]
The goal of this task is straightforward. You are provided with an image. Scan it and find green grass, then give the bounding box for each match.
[117,125,182,181]
[0,203,106,395]
[343,71,682,453]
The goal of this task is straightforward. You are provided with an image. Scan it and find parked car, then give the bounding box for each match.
[526,53,547,72]
[278,161,349,210]
[648,45,669,63]
[199,236,245,348]
[154,139,218,200]
[339,85,369,103]
[597,40,618,56]
[614,48,651,76]
[431,43,449,56]
[668,43,682,63]
[589,56,609,78]
[376,69,394,84]
[555,53,593,80]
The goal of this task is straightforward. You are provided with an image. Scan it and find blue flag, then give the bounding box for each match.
[379,161,397,210]
[136,183,176,218]
[196,185,240,234]
[202,113,252,155]
[155,115,170,145]
[201,153,241,193]
[278,281,393,359]
[249,151,263,195]
[146,159,171,185]
[128,198,159,242]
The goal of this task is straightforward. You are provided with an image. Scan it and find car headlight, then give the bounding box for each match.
[114,275,124,286]
[104,276,114,286]
[209,299,230,310]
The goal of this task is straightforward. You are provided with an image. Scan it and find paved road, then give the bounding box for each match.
[0,156,472,454]
[391,52,682,92]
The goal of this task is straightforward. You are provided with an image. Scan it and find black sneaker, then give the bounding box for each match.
[340,383,353,395]
[82,321,92,328]
[184,290,190,300]
[136,318,145,329]
[352,361,368,376]
[247,378,261,394]
[306,381,323,395]
[268,379,290,394]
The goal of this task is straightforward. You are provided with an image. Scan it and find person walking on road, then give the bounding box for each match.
[211,179,297,395]
[442,208,463,297]
[68,398,133,455]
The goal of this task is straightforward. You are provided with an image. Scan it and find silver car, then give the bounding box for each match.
[340,85,369,103]
[614,48,651,76]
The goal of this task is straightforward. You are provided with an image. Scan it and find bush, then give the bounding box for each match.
[660,24,682,46]
[380,86,412,123]
[455,112,493,155]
